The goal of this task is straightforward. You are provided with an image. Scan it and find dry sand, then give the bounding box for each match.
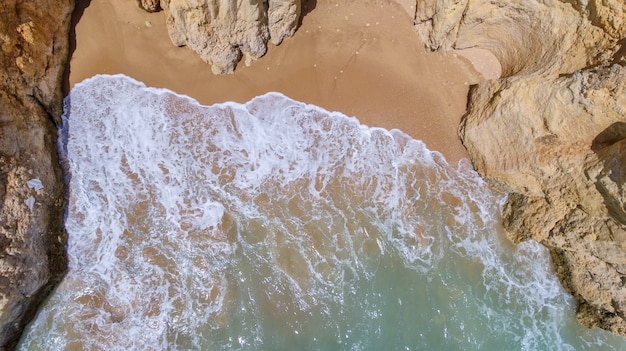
[68,0,488,163]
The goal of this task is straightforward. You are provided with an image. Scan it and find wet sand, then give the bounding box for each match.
[68,0,486,163]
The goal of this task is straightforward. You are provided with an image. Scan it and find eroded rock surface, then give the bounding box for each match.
[0,0,72,347]
[138,0,301,74]
[137,0,161,13]
[415,0,626,335]
[415,0,622,77]
[462,64,626,334]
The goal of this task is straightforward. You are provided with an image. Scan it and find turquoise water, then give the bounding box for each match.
[18,75,626,350]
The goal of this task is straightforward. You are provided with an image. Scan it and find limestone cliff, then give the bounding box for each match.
[0,0,72,348]
[138,0,301,74]
[415,0,626,335]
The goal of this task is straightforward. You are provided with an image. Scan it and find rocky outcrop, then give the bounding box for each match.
[462,64,626,334]
[415,0,626,335]
[0,0,72,348]
[138,0,301,74]
[415,0,621,77]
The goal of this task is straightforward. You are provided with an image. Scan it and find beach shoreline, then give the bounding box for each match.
[68,0,485,163]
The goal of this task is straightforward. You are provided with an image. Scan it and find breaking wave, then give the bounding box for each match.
[18,75,626,350]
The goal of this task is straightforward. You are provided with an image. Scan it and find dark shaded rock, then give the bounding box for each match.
[0,0,73,347]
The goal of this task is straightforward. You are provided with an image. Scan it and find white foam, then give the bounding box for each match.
[18,74,626,350]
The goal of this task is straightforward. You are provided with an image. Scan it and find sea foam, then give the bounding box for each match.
[18,75,626,350]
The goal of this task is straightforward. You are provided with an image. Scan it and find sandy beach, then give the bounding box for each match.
[68,0,486,163]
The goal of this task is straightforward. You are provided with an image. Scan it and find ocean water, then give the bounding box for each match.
[18,75,626,350]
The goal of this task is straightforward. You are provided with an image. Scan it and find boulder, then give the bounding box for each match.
[0,0,72,347]
[139,0,301,74]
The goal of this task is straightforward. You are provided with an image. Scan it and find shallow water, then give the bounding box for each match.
[19,75,626,350]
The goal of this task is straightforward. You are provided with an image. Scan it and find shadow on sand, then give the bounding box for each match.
[62,0,91,97]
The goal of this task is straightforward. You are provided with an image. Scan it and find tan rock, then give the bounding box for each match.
[152,0,301,74]
[415,0,626,335]
[0,0,72,347]
[136,0,162,13]
[415,0,624,77]
[267,0,301,46]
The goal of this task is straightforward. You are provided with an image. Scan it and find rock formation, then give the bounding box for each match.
[415,0,626,335]
[138,0,302,74]
[0,0,72,348]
